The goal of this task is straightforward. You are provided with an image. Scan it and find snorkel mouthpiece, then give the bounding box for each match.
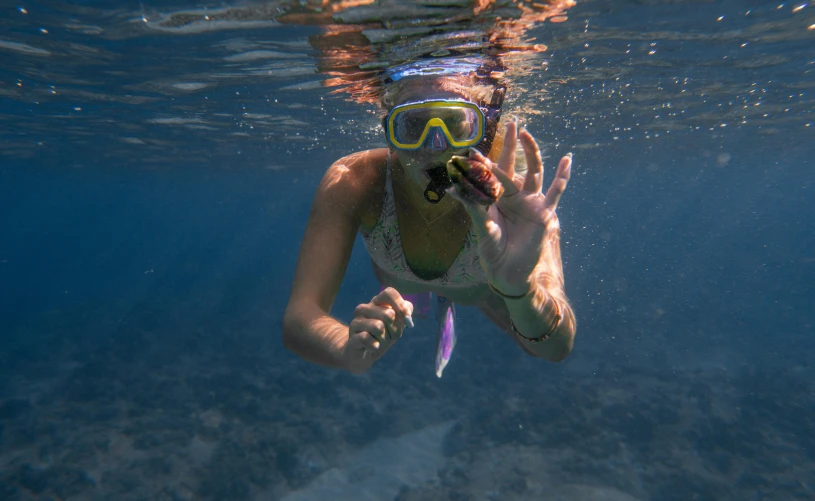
[423,164,452,204]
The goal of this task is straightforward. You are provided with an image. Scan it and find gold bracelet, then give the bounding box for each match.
[487,281,534,300]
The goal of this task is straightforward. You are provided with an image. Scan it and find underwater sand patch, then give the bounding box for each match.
[269,421,456,501]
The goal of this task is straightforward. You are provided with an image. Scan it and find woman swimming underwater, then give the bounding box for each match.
[283,57,576,376]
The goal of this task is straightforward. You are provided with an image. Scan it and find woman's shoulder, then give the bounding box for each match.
[327,148,388,189]
[316,148,388,226]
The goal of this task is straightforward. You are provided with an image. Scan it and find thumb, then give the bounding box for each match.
[446,187,498,244]
[446,186,488,224]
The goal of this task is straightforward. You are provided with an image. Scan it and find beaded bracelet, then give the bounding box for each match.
[511,297,562,343]
[487,281,534,300]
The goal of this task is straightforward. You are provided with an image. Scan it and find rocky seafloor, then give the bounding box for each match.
[1,310,813,501]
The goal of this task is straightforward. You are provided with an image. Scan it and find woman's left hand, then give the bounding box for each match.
[447,122,572,296]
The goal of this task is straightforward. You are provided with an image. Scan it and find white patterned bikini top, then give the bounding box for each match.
[360,154,488,288]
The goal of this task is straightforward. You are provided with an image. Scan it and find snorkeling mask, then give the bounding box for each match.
[386,100,485,150]
[382,56,506,203]
[384,86,505,153]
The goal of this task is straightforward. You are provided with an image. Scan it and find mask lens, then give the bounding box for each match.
[393,109,432,144]
[435,107,479,141]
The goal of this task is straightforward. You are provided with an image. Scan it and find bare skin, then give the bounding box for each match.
[282,121,575,374]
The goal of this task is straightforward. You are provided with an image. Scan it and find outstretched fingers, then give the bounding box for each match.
[518,128,543,193]
[497,122,518,180]
[543,153,572,213]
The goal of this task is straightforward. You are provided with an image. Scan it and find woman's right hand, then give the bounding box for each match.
[343,287,414,374]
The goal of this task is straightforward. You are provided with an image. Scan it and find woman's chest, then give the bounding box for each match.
[398,218,471,279]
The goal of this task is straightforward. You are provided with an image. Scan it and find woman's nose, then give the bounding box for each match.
[424,127,448,151]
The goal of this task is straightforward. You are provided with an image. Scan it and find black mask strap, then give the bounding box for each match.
[423,164,452,204]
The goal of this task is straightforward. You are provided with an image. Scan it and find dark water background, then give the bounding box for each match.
[1,0,814,500]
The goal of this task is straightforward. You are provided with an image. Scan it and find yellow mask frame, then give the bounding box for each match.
[386,100,485,150]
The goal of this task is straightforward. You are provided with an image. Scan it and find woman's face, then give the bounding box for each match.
[388,88,473,187]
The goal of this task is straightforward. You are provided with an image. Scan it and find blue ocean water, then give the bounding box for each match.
[1,1,813,500]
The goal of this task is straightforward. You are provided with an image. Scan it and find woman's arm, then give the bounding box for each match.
[452,124,576,362]
[281,150,382,370]
[502,216,576,361]
[478,217,576,362]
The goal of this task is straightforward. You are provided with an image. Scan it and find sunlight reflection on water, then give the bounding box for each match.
[0,0,812,167]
